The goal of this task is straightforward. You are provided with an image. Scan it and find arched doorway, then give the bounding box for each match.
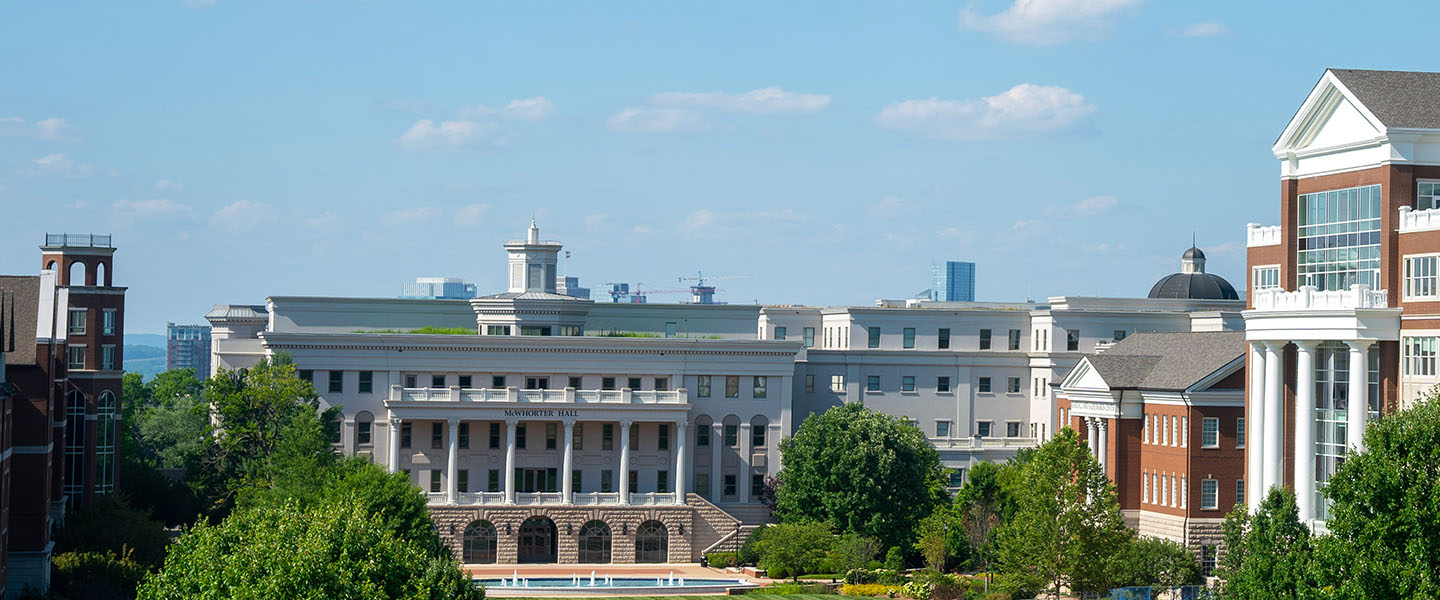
[577,520,612,563]
[518,516,558,563]
[463,520,498,564]
[634,520,668,563]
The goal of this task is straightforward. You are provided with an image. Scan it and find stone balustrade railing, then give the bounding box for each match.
[1251,284,1389,311]
[390,386,686,405]
[1247,223,1281,247]
[1399,205,1440,233]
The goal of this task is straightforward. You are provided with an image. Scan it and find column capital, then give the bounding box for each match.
[619,419,634,427]
[1097,418,1108,430]
[447,417,460,426]
[1261,341,1287,353]
[1293,340,1321,352]
[505,418,519,427]
[391,416,403,425]
[1345,339,1374,352]
[562,420,575,432]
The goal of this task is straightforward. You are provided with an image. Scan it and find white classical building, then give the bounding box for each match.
[210,222,1244,564]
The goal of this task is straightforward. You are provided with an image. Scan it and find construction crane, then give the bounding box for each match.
[677,270,748,304]
[604,281,726,304]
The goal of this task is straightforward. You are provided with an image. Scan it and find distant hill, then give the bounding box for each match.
[124,344,167,380]
[125,333,166,348]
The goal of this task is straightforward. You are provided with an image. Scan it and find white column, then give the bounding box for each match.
[1346,341,1370,453]
[1294,341,1318,523]
[1247,342,1266,512]
[504,420,517,504]
[387,415,401,474]
[738,423,752,503]
[1097,418,1109,479]
[674,420,687,505]
[562,421,575,504]
[711,423,723,500]
[1262,342,1284,495]
[1086,417,1098,457]
[446,418,460,505]
[618,420,632,505]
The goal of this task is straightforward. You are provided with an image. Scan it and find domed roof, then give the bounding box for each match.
[1148,273,1238,300]
[1182,246,1205,260]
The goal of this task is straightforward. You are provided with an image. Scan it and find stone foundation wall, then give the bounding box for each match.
[432,505,697,564]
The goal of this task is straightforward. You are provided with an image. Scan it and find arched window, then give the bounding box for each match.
[64,390,86,502]
[95,390,117,495]
[67,261,85,286]
[577,520,612,563]
[462,520,498,564]
[96,261,108,287]
[634,520,668,563]
[45,260,57,271]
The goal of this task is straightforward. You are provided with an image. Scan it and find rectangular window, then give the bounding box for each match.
[102,309,116,335]
[938,328,951,349]
[803,327,815,348]
[1236,479,1245,507]
[357,420,372,445]
[488,469,500,492]
[67,345,85,370]
[629,423,639,451]
[978,377,991,393]
[657,423,670,450]
[602,377,615,390]
[774,326,786,340]
[627,470,637,494]
[1297,184,1382,290]
[1008,329,1021,351]
[1007,377,1021,394]
[751,474,765,497]
[1143,472,1150,503]
[67,308,86,334]
[567,376,581,389]
[492,375,506,388]
[516,424,526,449]
[697,375,711,397]
[627,377,642,390]
[1113,330,1127,341]
[903,327,916,349]
[751,424,765,448]
[697,425,710,447]
[458,470,469,493]
[602,424,614,450]
[358,371,373,393]
[329,371,344,393]
[431,422,443,449]
[1420,181,1440,210]
[867,375,881,392]
[902,376,916,392]
[431,374,445,388]
[458,423,470,449]
[1253,265,1281,296]
[545,423,557,450]
[1405,336,1439,376]
[573,423,583,450]
[804,374,814,392]
[665,322,677,338]
[1201,417,1219,448]
[979,329,992,350]
[101,345,115,370]
[402,374,414,388]
[1201,479,1218,510]
[1406,255,1439,300]
[486,325,511,335]
[489,423,500,449]
[655,377,668,391]
[724,474,737,497]
[830,374,845,393]
[601,470,614,493]
[937,376,950,393]
[401,423,412,449]
[949,469,966,487]
[753,376,767,398]
[725,376,740,398]
[657,470,669,493]
[1236,418,1246,449]
[429,470,442,493]
[724,424,738,447]
[572,470,582,493]
[976,421,992,437]
[1066,329,1080,351]
[1006,422,1021,437]
[1201,546,1218,577]
[867,327,880,348]
[458,375,472,388]
[936,420,950,437]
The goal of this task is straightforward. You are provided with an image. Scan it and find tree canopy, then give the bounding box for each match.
[775,403,948,549]
[1217,487,1319,600]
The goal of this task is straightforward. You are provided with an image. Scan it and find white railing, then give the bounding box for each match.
[572,492,621,506]
[391,386,686,405]
[453,491,506,506]
[515,492,565,506]
[929,436,1037,450]
[1251,284,1389,311]
[1246,223,1281,247]
[1399,206,1440,233]
[428,491,680,507]
[628,492,678,506]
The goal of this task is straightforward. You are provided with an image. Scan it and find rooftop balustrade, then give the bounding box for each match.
[1398,205,1440,233]
[1251,284,1389,311]
[390,385,686,405]
[1246,223,1281,247]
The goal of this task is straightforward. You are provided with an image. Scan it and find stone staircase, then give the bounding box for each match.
[685,494,778,560]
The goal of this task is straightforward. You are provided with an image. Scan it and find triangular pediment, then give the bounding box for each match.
[1060,357,1112,392]
[1274,71,1387,156]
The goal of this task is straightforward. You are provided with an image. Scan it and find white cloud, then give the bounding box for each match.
[394,119,490,151]
[631,224,653,234]
[867,197,906,218]
[876,83,1097,141]
[583,213,610,234]
[29,153,94,177]
[681,209,718,231]
[461,97,558,121]
[212,200,274,230]
[384,206,441,223]
[647,87,831,114]
[1012,219,1038,230]
[112,198,194,218]
[454,203,488,226]
[1044,195,1118,218]
[1177,21,1227,37]
[960,0,1142,46]
[607,108,710,133]
[155,179,184,191]
[1208,240,1245,256]
[2,117,76,142]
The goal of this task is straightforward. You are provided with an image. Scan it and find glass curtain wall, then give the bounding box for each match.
[1297,185,1382,291]
[1313,343,1380,520]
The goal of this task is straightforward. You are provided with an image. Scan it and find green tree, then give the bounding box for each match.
[136,499,479,600]
[1315,393,1440,599]
[52,550,149,600]
[993,428,1129,599]
[956,460,1011,590]
[776,404,948,549]
[914,507,951,572]
[1109,535,1202,590]
[827,533,880,574]
[753,521,834,581]
[1216,487,1319,600]
[53,495,170,568]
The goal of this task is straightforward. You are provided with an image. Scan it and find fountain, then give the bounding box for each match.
[589,571,595,586]
[478,572,757,596]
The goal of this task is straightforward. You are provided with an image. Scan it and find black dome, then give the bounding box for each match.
[1182,246,1206,260]
[1148,273,1238,300]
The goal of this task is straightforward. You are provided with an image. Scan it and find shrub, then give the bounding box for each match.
[51,550,149,600]
[845,568,908,585]
[760,582,837,595]
[52,496,170,568]
[841,583,902,597]
[928,581,967,600]
[740,523,771,565]
[708,551,739,568]
[884,546,906,571]
[900,580,934,600]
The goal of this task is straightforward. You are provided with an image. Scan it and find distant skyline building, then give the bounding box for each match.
[931,261,976,302]
[166,322,211,376]
[556,276,591,300]
[401,277,478,300]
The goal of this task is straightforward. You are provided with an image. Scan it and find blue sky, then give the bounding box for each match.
[4,1,1439,334]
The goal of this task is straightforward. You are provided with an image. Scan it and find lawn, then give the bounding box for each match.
[505,596,864,600]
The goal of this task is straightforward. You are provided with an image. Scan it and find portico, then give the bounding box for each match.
[1242,284,1400,523]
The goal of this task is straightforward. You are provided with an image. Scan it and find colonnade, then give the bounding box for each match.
[1084,416,1109,476]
